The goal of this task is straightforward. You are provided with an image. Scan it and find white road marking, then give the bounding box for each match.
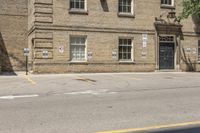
[64,90,118,96]
[0,94,39,100]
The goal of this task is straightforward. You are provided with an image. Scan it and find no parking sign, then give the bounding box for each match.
[59,46,64,53]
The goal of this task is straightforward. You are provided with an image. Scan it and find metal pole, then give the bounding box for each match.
[26,55,28,75]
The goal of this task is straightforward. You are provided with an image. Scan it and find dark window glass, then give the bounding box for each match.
[119,0,132,13]
[198,40,200,61]
[161,0,172,5]
[119,39,132,60]
[70,0,85,9]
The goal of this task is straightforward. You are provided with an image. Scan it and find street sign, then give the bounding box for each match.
[43,50,49,58]
[24,48,29,56]
[112,51,117,59]
[87,52,93,59]
[23,48,29,75]
[142,34,148,48]
[59,46,64,53]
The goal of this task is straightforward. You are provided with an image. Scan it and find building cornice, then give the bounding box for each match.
[28,24,200,37]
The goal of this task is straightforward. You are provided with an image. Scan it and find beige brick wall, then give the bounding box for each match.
[52,0,196,33]
[28,0,200,73]
[30,29,157,73]
[0,0,28,72]
[180,36,200,71]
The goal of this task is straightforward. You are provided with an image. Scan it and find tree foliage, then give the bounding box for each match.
[180,0,200,19]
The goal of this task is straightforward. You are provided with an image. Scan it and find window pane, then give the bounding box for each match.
[119,6,122,12]
[161,0,172,5]
[118,39,132,60]
[80,1,84,9]
[128,47,131,52]
[128,39,131,45]
[128,53,131,59]
[119,46,123,52]
[119,0,132,13]
[127,0,131,5]
[124,39,127,45]
[127,6,131,12]
[198,41,200,60]
[70,36,86,61]
[168,0,172,5]
[123,53,127,59]
[119,39,122,45]
[80,38,86,44]
[70,0,85,9]
[119,53,122,60]
[70,0,74,8]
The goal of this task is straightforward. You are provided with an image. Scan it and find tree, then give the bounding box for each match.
[180,0,200,20]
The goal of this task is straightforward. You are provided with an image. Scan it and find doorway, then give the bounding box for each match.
[159,36,175,70]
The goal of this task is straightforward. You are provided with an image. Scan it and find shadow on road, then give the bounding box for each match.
[137,126,200,133]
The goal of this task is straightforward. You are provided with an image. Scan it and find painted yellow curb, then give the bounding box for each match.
[96,121,200,133]
[22,76,36,85]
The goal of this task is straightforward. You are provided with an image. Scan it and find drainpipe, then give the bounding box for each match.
[178,36,181,71]
[155,28,159,70]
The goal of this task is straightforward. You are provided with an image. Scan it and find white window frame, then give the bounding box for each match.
[118,0,134,15]
[161,0,174,7]
[70,36,87,62]
[69,0,87,11]
[118,38,134,62]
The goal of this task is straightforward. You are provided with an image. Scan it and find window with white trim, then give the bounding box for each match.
[70,0,85,10]
[161,0,174,6]
[118,38,133,61]
[70,36,86,61]
[118,0,133,14]
[198,40,200,61]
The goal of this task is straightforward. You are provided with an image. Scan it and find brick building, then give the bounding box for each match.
[1,0,200,73]
[0,0,27,72]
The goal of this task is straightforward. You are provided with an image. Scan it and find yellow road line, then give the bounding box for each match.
[132,77,142,80]
[96,121,200,133]
[22,76,36,85]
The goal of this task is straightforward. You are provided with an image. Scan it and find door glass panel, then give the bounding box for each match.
[159,43,174,69]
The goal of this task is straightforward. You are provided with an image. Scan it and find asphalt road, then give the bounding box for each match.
[0,72,200,133]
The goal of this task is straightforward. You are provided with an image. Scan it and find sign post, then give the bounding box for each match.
[23,48,29,75]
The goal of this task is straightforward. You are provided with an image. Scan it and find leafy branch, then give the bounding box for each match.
[180,0,200,20]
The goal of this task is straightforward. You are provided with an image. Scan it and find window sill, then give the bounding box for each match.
[119,60,135,64]
[69,9,88,15]
[118,13,135,18]
[69,61,88,65]
[70,60,87,63]
[160,5,175,9]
